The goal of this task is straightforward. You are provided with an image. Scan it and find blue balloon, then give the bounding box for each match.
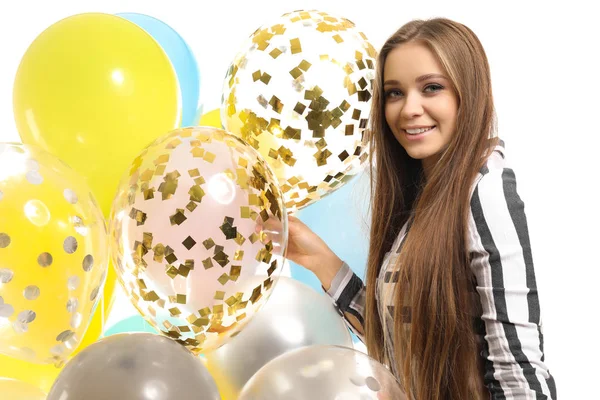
[291,172,371,344]
[291,172,371,292]
[103,315,158,336]
[117,13,201,127]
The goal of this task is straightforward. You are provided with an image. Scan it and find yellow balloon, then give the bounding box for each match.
[204,362,238,400]
[198,108,223,128]
[13,12,181,216]
[0,144,108,365]
[0,355,59,394]
[0,378,47,400]
[13,12,181,348]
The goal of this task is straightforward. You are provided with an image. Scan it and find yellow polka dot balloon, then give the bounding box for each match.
[0,143,108,365]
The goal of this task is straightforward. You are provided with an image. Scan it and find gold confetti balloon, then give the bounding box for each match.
[110,127,287,354]
[221,10,377,212]
[0,143,108,365]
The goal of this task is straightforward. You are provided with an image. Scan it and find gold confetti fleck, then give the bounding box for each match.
[143,291,159,302]
[289,67,302,79]
[191,147,205,158]
[345,124,355,136]
[260,72,272,84]
[203,238,215,249]
[217,273,229,285]
[189,185,205,202]
[268,260,278,276]
[234,250,244,261]
[249,232,260,244]
[225,296,239,307]
[143,188,155,200]
[186,201,198,212]
[176,294,186,304]
[214,291,225,300]
[155,165,166,176]
[314,149,333,166]
[165,248,177,264]
[269,48,282,58]
[213,251,229,267]
[230,265,241,281]
[202,257,214,270]
[290,38,302,54]
[234,233,246,246]
[294,102,307,115]
[182,236,196,250]
[166,265,179,279]
[203,152,216,163]
[264,277,274,291]
[249,286,262,304]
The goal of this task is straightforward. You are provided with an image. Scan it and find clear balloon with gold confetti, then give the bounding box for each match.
[221,9,376,212]
[109,127,287,354]
[0,143,108,365]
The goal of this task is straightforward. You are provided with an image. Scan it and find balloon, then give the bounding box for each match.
[116,13,201,127]
[110,127,288,354]
[221,9,376,212]
[0,378,47,400]
[47,333,220,400]
[199,108,224,129]
[204,277,353,399]
[103,314,158,336]
[0,354,61,394]
[239,345,406,400]
[13,12,181,216]
[0,143,108,365]
[13,12,181,348]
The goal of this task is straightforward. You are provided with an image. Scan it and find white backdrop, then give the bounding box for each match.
[1,1,598,398]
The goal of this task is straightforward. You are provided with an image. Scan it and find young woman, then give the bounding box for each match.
[284,18,557,399]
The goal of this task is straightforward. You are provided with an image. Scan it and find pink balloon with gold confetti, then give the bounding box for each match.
[109,127,287,353]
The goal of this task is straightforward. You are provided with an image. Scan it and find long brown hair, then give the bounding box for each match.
[365,18,498,399]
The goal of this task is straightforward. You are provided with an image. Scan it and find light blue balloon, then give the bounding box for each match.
[117,13,201,127]
[103,315,158,337]
[291,172,371,343]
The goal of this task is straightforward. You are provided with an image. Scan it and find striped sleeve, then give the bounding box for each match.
[468,166,557,399]
[325,261,366,342]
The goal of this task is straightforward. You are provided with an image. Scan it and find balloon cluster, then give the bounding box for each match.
[1,8,402,400]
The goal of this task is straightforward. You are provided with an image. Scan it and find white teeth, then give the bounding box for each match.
[405,126,434,134]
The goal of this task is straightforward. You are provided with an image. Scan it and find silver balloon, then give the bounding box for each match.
[239,344,406,400]
[204,276,353,399]
[47,333,220,400]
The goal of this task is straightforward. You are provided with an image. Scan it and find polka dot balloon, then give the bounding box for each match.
[0,143,108,365]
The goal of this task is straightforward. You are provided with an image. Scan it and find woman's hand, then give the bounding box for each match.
[258,213,343,290]
[285,214,342,274]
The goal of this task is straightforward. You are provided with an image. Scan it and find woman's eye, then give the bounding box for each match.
[424,83,444,93]
[385,89,403,99]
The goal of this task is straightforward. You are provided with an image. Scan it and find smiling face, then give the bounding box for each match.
[383,41,459,174]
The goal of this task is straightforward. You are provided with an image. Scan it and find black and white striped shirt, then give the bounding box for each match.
[326,141,557,399]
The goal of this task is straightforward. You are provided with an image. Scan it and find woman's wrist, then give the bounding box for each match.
[310,252,343,291]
